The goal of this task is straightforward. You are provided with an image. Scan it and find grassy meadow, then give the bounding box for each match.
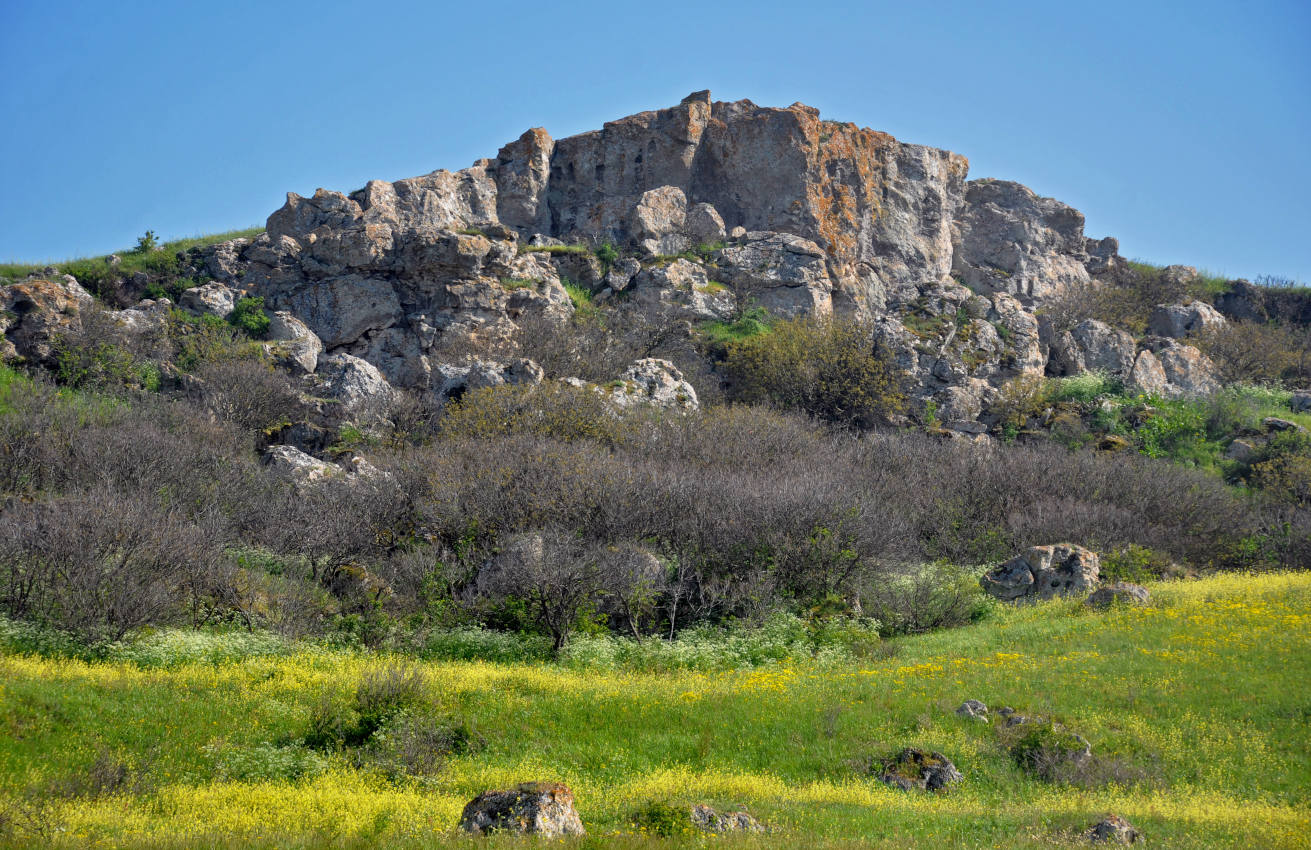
[1,572,1308,848]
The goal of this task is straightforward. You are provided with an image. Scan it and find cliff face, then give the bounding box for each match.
[20,91,1211,424]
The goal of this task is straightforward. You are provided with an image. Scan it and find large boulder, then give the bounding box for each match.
[607,358,698,410]
[0,275,93,366]
[981,544,1101,601]
[266,310,323,374]
[1141,338,1222,396]
[263,445,339,486]
[315,352,394,412]
[1049,319,1136,376]
[179,281,236,318]
[631,186,689,255]
[1147,301,1226,339]
[458,782,585,837]
[434,357,544,403]
[877,748,963,792]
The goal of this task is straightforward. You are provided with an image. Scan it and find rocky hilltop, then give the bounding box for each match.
[3,91,1224,424]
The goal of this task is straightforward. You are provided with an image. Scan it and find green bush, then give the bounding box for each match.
[720,315,905,428]
[228,296,270,338]
[437,382,634,444]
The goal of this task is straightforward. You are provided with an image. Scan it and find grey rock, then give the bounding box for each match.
[434,357,543,403]
[1085,583,1151,609]
[0,275,94,366]
[179,281,236,318]
[607,358,698,410]
[1289,391,1311,413]
[981,544,1101,602]
[1263,416,1305,433]
[953,179,1094,304]
[684,202,727,246]
[458,782,585,837]
[955,699,988,720]
[1087,814,1142,844]
[1127,349,1169,395]
[877,748,963,792]
[316,352,394,412]
[689,804,765,834]
[263,445,338,485]
[1224,438,1258,463]
[1147,301,1226,339]
[266,310,323,374]
[716,231,832,318]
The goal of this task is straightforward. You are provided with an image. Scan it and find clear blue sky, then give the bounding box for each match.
[2,0,1308,281]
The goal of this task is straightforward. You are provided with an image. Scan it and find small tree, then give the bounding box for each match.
[134,230,160,254]
[720,315,906,428]
[476,531,602,651]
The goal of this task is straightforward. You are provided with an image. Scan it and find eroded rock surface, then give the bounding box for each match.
[458,782,585,837]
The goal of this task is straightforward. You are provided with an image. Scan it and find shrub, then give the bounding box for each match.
[1194,320,1309,385]
[631,801,692,836]
[720,315,905,428]
[437,382,632,444]
[204,741,326,783]
[133,231,160,254]
[228,296,271,338]
[594,242,619,274]
[861,563,990,636]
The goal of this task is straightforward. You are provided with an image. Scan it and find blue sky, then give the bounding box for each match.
[2,0,1308,281]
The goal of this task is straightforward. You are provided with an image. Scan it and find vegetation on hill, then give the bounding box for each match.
[0,572,1306,848]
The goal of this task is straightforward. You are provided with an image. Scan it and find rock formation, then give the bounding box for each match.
[3,92,1228,424]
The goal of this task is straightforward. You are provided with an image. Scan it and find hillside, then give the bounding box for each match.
[2,93,1311,847]
[1,572,1307,848]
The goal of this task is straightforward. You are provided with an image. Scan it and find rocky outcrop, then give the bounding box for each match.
[186,91,1177,422]
[981,544,1101,601]
[953,179,1097,304]
[314,352,394,412]
[262,445,339,485]
[458,782,585,836]
[0,275,94,366]
[956,699,988,721]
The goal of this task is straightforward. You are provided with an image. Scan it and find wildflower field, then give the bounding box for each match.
[1,573,1308,849]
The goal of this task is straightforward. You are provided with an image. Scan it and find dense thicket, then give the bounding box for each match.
[1,358,1304,650]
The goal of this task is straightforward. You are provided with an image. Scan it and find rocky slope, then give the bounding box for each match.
[2,91,1225,425]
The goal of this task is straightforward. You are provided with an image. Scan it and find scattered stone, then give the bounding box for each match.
[458,781,585,837]
[877,748,962,792]
[266,310,324,374]
[1085,583,1151,609]
[689,804,764,834]
[1289,391,1311,413]
[981,544,1100,602]
[955,699,988,721]
[1087,813,1142,844]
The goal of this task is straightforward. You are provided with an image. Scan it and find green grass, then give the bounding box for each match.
[699,308,772,347]
[518,244,590,256]
[1,228,264,299]
[0,572,1307,848]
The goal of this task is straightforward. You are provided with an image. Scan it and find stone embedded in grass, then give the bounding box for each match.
[689,804,765,833]
[877,747,963,792]
[1085,583,1151,610]
[1086,813,1142,844]
[955,699,988,720]
[1009,720,1092,781]
[458,781,585,836]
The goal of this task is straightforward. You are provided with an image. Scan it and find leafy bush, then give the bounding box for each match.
[133,230,160,254]
[110,629,290,668]
[228,296,271,338]
[720,315,905,427]
[437,382,633,444]
[420,626,553,664]
[861,563,991,636]
[203,741,326,783]
[631,801,693,836]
